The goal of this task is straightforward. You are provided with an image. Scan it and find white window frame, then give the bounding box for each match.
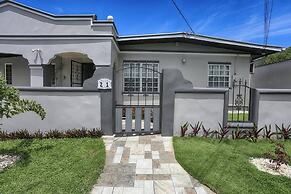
[208,63,231,88]
[4,63,12,85]
[123,61,160,93]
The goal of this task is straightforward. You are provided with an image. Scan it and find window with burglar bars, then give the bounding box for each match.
[208,63,230,88]
[123,62,159,93]
[5,63,12,85]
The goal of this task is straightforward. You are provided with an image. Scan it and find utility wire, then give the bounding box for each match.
[264,0,274,46]
[170,0,195,34]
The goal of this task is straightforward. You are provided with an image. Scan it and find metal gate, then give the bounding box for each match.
[114,62,162,135]
[228,78,252,122]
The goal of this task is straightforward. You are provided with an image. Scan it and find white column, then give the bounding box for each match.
[29,64,43,87]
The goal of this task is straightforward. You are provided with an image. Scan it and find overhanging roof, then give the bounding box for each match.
[118,32,283,57]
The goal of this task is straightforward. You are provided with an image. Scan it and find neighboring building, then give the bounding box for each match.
[254,59,291,89]
[0,0,285,135]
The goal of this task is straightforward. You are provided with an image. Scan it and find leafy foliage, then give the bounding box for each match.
[217,123,229,142]
[202,125,214,138]
[275,124,291,140]
[189,121,202,137]
[231,127,247,140]
[263,47,291,65]
[264,143,291,170]
[0,128,102,140]
[180,122,189,137]
[0,74,46,120]
[263,125,276,139]
[246,124,264,142]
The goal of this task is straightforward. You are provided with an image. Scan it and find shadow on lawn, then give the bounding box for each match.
[0,139,53,168]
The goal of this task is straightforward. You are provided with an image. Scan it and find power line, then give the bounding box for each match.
[264,0,274,46]
[170,0,195,34]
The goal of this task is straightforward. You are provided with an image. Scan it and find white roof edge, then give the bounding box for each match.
[118,32,283,52]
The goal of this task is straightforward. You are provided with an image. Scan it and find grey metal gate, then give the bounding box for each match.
[228,78,252,123]
[114,62,162,135]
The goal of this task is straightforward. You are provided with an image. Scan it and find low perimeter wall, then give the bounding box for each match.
[257,89,291,129]
[1,87,101,133]
[173,88,228,136]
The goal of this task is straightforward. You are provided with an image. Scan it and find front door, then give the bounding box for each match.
[114,61,162,135]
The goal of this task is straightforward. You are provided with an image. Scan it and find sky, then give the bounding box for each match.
[13,0,291,47]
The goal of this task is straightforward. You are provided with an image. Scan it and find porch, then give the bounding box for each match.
[0,52,96,87]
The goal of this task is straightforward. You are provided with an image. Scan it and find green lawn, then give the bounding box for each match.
[0,138,105,194]
[228,113,249,122]
[173,137,291,194]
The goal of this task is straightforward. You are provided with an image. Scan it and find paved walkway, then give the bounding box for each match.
[91,135,215,194]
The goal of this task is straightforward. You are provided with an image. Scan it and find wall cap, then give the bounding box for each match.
[15,87,102,92]
[175,87,228,94]
[257,88,291,94]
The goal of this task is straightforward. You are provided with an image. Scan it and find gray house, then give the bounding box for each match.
[0,0,285,136]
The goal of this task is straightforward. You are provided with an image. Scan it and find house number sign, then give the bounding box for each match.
[97,78,112,89]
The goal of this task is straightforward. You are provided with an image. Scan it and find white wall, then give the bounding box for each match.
[1,89,101,132]
[173,92,225,136]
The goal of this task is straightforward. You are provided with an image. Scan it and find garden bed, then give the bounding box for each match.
[173,137,291,194]
[0,138,105,194]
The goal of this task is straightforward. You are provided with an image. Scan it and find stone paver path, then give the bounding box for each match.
[91,135,215,194]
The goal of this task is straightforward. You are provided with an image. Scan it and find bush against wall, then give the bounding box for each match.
[0,128,102,140]
[0,74,46,120]
[180,122,291,142]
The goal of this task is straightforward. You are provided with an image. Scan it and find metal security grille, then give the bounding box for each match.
[71,60,83,87]
[228,78,252,123]
[115,61,162,135]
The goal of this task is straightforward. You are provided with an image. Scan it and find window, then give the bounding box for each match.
[250,63,254,74]
[51,64,56,86]
[208,63,230,88]
[123,61,159,93]
[5,63,12,85]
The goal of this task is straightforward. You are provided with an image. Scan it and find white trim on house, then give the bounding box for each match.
[120,51,251,57]
[4,62,12,85]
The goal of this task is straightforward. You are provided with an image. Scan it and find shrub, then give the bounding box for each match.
[246,124,264,142]
[87,128,103,137]
[202,125,214,138]
[217,123,229,142]
[264,143,291,170]
[275,124,291,140]
[33,130,44,139]
[0,74,46,120]
[189,121,202,137]
[180,122,189,137]
[0,128,102,140]
[231,126,247,140]
[263,125,276,139]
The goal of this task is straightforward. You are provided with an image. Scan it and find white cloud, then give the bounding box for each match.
[216,12,291,43]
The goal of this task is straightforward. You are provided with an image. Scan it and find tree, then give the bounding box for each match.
[0,74,46,120]
[264,47,291,65]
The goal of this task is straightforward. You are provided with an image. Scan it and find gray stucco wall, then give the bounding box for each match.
[119,52,251,88]
[0,4,115,36]
[173,89,226,136]
[0,56,30,86]
[254,60,291,89]
[1,88,101,132]
[257,89,291,130]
